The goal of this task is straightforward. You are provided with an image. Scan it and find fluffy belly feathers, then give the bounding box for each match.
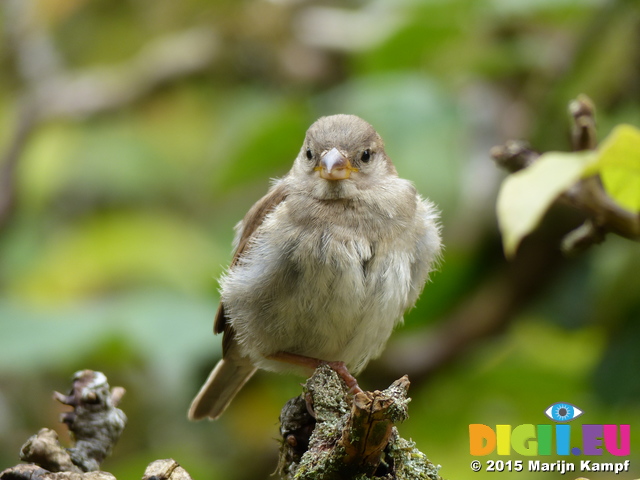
[221,215,413,374]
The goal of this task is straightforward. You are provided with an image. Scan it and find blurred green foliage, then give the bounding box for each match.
[1,1,639,479]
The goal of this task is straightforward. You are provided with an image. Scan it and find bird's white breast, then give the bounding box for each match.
[220,181,437,375]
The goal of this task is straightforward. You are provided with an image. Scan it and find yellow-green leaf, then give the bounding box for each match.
[497,151,597,258]
[597,124,640,213]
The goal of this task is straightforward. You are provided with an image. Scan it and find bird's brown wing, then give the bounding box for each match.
[214,182,289,354]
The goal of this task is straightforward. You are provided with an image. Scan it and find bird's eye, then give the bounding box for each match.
[361,149,371,163]
[306,148,313,160]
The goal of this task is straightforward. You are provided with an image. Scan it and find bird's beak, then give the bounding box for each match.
[316,148,357,180]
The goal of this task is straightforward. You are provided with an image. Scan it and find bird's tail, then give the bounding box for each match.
[188,358,257,420]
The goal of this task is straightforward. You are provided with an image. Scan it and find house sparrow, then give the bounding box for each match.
[189,114,441,420]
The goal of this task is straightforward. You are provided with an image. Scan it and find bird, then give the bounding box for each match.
[188,114,441,420]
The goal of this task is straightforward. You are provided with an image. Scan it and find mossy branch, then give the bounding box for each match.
[278,364,442,480]
[1,371,127,480]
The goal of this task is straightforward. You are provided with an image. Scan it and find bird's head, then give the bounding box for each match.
[291,115,397,199]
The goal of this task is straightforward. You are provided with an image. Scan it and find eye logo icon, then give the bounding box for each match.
[545,402,583,422]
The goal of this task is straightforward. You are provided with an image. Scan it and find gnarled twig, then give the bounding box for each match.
[278,364,442,480]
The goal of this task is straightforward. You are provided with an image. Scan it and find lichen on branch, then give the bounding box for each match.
[278,364,442,480]
[1,370,126,480]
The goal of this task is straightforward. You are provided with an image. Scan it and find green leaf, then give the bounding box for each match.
[497,150,597,258]
[597,124,640,213]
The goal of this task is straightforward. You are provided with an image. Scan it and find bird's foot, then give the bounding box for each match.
[324,360,363,394]
[267,351,363,394]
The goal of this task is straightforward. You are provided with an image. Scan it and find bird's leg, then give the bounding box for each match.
[325,360,363,394]
[267,351,363,394]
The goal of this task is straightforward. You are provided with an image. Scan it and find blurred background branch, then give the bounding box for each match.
[1,0,219,230]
